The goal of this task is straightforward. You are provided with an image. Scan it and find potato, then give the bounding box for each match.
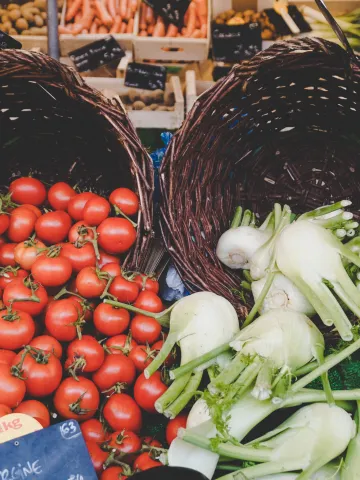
[153,89,164,103]
[29,26,47,34]
[140,92,153,105]
[15,18,29,30]
[33,0,46,10]
[2,20,11,32]
[149,103,158,111]
[21,10,34,22]
[8,9,21,21]
[133,101,145,110]
[164,91,175,106]
[128,89,141,103]
[40,11,47,19]
[7,3,21,10]
[21,2,35,8]
[21,29,31,34]
[34,14,43,27]
[9,27,17,35]
[0,9,7,16]
[156,106,168,111]
[1,15,9,23]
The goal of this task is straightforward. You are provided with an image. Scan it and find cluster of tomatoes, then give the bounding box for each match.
[0,177,187,479]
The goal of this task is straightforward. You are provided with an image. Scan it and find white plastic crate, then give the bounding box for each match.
[185,70,214,113]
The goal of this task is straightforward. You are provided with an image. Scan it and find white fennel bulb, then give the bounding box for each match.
[256,463,340,479]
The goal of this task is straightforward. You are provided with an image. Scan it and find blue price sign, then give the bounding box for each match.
[0,420,97,479]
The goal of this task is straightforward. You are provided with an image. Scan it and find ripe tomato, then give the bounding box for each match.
[134,372,167,414]
[48,182,76,211]
[101,466,127,480]
[29,335,63,358]
[130,315,161,344]
[0,364,26,407]
[93,354,136,393]
[142,437,162,448]
[134,292,163,313]
[100,262,121,278]
[134,452,162,471]
[45,299,81,341]
[129,345,153,372]
[152,340,176,367]
[14,400,50,428]
[0,308,35,350]
[66,336,105,373]
[0,267,27,289]
[108,430,141,463]
[109,276,139,303]
[69,296,94,322]
[31,255,72,287]
[86,441,108,474]
[76,267,107,298]
[84,197,111,226]
[9,177,46,206]
[0,349,16,366]
[94,304,130,337]
[35,211,72,244]
[68,221,94,243]
[105,335,137,355]
[109,188,139,216]
[67,192,96,221]
[54,377,100,422]
[0,404,11,417]
[0,244,17,266]
[7,207,37,243]
[21,204,42,218]
[0,215,9,235]
[103,393,142,432]
[134,274,159,294]
[166,414,188,445]
[14,239,46,270]
[3,278,48,316]
[81,418,108,443]
[98,250,120,268]
[13,348,62,397]
[97,218,136,254]
[60,242,96,272]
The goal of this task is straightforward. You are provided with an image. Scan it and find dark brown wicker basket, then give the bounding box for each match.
[0,50,154,269]
[160,36,360,317]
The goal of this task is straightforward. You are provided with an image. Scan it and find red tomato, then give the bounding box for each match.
[0,308,35,350]
[14,239,46,270]
[13,348,62,397]
[134,292,163,313]
[32,255,72,287]
[60,242,96,272]
[134,274,159,294]
[86,441,108,474]
[142,437,162,448]
[0,364,26,407]
[67,192,96,221]
[9,177,46,206]
[166,414,188,445]
[129,345,153,372]
[48,182,77,211]
[68,221,94,243]
[97,218,136,254]
[0,244,16,266]
[0,267,27,289]
[35,211,72,244]
[54,377,100,422]
[0,215,9,235]
[69,296,94,322]
[100,262,121,278]
[84,197,111,226]
[101,466,127,480]
[66,336,105,373]
[76,267,107,298]
[108,430,141,463]
[130,315,161,344]
[134,372,167,414]
[98,250,120,268]
[134,452,162,471]
[14,400,50,428]
[7,207,37,243]
[109,276,139,303]
[103,393,142,432]
[0,349,16,366]
[109,188,139,216]
[105,335,137,355]
[45,299,81,342]
[152,340,176,367]
[3,278,48,316]
[21,204,42,218]
[29,335,63,358]
[0,404,11,417]
[81,418,108,443]
[94,304,130,337]
[93,354,136,393]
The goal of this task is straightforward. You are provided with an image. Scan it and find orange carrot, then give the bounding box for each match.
[80,0,95,30]
[75,12,82,22]
[119,0,127,17]
[153,17,165,36]
[66,0,83,22]
[82,28,89,32]
[184,7,189,26]
[139,29,147,36]
[90,21,98,32]
[120,21,127,32]
[147,24,154,34]
[125,4,131,20]
[194,0,206,26]
[184,2,196,36]
[200,23,207,37]
[126,17,134,33]
[98,25,108,32]
[139,3,146,30]
[130,0,137,13]
[181,26,187,35]
[145,5,154,24]
[108,0,117,19]
[190,28,201,37]
[110,14,122,32]
[94,0,113,26]
[166,23,178,37]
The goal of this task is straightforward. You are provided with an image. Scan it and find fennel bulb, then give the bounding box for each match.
[251,274,315,316]
[256,463,340,479]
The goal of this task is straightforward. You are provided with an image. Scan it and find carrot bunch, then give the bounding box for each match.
[139,0,207,38]
[59,0,137,35]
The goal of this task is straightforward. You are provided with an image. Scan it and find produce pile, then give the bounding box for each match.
[214,9,276,41]
[102,88,176,112]
[0,0,48,36]
[0,176,185,478]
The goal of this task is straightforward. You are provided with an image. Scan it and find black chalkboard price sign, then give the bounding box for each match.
[0,29,22,49]
[212,21,262,63]
[69,35,125,73]
[125,62,166,91]
[143,0,191,27]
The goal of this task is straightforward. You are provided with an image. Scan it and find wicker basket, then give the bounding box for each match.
[0,50,154,270]
[160,36,360,317]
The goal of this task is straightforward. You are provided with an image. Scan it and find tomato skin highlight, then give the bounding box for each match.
[84,197,111,226]
[109,276,139,303]
[134,372,167,414]
[45,299,80,342]
[54,377,100,422]
[134,291,163,313]
[9,177,46,206]
[81,418,108,443]
[68,192,96,221]
[98,250,120,268]
[166,414,188,445]
[93,354,136,392]
[66,335,105,373]
[14,239,46,270]
[7,207,37,243]
[32,255,72,287]
[48,182,76,211]
[94,303,130,337]
[3,279,48,316]
[0,244,17,267]
[0,364,26,408]
[14,400,50,428]
[76,267,107,298]
[60,242,96,272]
[100,262,121,278]
[130,315,161,345]
[103,393,142,432]
[0,309,35,350]
[134,452,162,471]
[35,211,72,244]
[97,218,136,254]
[29,335,63,358]
[109,188,139,216]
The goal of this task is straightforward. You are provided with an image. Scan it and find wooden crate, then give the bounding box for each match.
[185,70,214,113]
[85,76,184,129]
